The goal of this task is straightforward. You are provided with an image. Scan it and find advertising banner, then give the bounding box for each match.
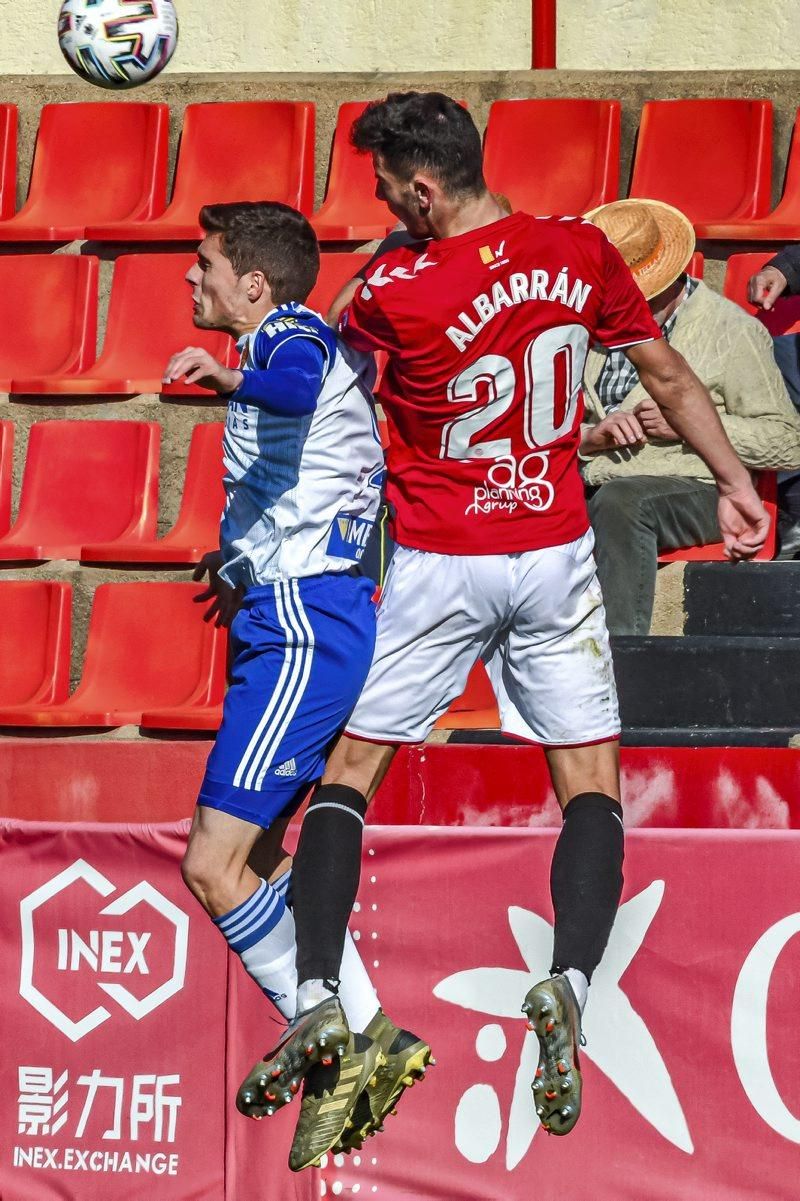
[0,820,315,1201]
[319,826,800,1201]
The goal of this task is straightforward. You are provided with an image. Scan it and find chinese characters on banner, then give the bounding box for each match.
[0,821,314,1201]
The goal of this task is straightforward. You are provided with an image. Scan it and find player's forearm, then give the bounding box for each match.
[631,347,751,493]
[232,365,321,416]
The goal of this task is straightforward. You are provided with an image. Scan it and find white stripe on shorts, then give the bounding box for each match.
[233,582,308,789]
[248,580,316,791]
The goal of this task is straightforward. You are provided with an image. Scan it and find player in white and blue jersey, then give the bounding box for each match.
[164,202,422,1171]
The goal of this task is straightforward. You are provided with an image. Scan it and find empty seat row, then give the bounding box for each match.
[0,420,222,562]
[0,102,316,242]
[1,98,799,244]
[0,251,369,396]
[0,580,225,728]
[0,580,491,731]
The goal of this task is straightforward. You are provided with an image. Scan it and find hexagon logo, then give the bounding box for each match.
[20,859,189,1043]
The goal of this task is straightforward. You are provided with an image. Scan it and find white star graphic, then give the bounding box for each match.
[434,881,693,1169]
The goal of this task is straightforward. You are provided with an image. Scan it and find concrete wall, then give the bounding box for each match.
[557,0,800,71]
[5,1,800,76]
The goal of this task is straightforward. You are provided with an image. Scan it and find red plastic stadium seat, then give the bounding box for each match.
[484,99,621,215]
[306,252,371,317]
[0,420,159,561]
[86,102,315,242]
[311,102,396,242]
[435,661,500,730]
[722,250,800,336]
[687,251,704,279]
[83,422,224,563]
[140,672,225,731]
[694,107,800,240]
[0,105,17,220]
[0,420,13,535]
[0,582,226,727]
[658,473,778,563]
[722,251,774,315]
[0,582,71,707]
[12,254,236,396]
[629,100,773,233]
[0,255,98,390]
[0,102,168,242]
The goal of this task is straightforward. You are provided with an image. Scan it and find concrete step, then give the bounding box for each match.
[684,562,800,637]
[613,635,800,733]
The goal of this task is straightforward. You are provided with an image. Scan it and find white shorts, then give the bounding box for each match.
[347,529,620,747]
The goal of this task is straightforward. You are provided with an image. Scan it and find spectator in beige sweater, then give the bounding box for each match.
[580,199,800,635]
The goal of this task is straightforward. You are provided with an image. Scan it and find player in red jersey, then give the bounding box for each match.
[252,92,769,1147]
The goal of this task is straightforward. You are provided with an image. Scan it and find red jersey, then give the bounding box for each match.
[340,212,661,554]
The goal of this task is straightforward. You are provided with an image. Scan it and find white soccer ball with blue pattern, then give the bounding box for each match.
[58,0,178,89]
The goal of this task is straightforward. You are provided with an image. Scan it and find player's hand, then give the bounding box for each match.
[716,482,771,562]
[585,410,647,453]
[747,266,787,311]
[193,550,245,627]
[633,397,681,442]
[163,347,243,395]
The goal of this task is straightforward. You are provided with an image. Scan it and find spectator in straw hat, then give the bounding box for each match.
[580,198,800,635]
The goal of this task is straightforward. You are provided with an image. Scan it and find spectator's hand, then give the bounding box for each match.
[717,482,771,562]
[583,410,647,454]
[193,550,244,627]
[634,397,681,442]
[163,348,243,395]
[747,266,787,312]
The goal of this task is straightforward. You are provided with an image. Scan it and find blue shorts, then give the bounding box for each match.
[198,573,376,827]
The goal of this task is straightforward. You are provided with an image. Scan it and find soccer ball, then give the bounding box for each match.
[58,1,178,90]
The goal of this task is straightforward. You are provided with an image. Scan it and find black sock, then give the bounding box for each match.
[293,783,368,986]
[550,792,624,982]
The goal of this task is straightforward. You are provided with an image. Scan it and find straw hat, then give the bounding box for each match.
[584,198,696,300]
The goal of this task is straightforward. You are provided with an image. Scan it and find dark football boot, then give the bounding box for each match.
[237,996,349,1120]
[334,1008,433,1151]
[522,974,583,1136]
[289,1033,384,1171]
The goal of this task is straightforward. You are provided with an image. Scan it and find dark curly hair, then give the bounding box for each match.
[199,201,319,305]
[351,92,486,199]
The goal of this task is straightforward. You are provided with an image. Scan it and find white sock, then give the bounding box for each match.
[214,876,296,1020]
[564,967,589,1014]
[295,933,381,1031]
[296,978,336,1014]
[229,869,380,1032]
[339,931,381,1032]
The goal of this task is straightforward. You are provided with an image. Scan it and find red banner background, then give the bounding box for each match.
[0,820,315,1201]
[1,739,799,1200]
[323,826,800,1201]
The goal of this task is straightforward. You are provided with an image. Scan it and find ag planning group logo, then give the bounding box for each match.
[20,860,189,1043]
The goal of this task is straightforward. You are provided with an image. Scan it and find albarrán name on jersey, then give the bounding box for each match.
[446,268,593,352]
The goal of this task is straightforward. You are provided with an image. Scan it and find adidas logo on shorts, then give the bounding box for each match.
[274,758,298,778]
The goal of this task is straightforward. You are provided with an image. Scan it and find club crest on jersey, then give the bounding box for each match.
[479,240,509,270]
[327,512,372,561]
[360,253,436,301]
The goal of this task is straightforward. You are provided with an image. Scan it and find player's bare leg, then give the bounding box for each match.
[182,808,318,1117]
[287,736,433,1157]
[523,740,624,1135]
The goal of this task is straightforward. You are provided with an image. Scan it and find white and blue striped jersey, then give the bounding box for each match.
[219,302,383,589]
